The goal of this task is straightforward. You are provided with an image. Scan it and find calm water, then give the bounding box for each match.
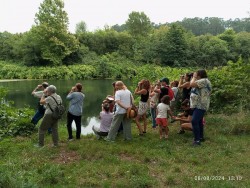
[0,79,131,135]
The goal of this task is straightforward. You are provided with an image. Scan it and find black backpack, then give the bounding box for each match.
[48,95,65,120]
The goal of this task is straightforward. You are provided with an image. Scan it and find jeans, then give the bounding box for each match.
[31,109,45,125]
[67,111,82,139]
[106,113,132,141]
[150,107,156,128]
[191,108,206,142]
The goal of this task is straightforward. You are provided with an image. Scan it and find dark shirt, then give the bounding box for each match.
[182,87,191,101]
[159,87,169,103]
[140,90,149,102]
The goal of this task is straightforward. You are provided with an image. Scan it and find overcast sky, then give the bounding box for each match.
[0,0,249,33]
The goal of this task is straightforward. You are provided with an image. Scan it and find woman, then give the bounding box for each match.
[105,81,133,142]
[178,73,193,102]
[134,79,150,135]
[66,83,85,140]
[190,70,212,146]
[92,103,113,139]
[149,81,160,128]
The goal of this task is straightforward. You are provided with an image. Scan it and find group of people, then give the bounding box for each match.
[31,83,85,147]
[31,69,211,147]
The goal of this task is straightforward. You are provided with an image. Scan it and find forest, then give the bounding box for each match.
[0,0,250,68]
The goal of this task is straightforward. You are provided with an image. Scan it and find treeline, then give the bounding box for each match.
[113,17,250,36]
[0,0,250,68]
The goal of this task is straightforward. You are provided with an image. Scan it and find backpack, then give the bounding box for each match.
[48,96,65,120]
[166,86,174,101]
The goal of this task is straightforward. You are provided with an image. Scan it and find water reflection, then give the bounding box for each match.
[72,116,100,135]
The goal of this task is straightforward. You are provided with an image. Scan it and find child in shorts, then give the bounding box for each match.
[156,95,173,139]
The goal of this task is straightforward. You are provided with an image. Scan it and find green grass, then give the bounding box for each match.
[0,113,249,188]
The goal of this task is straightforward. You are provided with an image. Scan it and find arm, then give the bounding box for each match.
[190,72,199,88]
[32,85,42,95]
[40,94,46,105]
[134,88,147,95]
[116,100,128,110]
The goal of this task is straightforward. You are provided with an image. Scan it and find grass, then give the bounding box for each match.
[0,113,249,188]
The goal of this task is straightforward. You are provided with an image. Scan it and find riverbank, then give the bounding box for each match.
[0,113,249,187]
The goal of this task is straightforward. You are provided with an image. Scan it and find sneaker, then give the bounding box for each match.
[165,135,169,139]
[34,144,44,148]
[104,137,115,142]
[68,138,74,142]
[177,130,185,134]
[192,141,201,146]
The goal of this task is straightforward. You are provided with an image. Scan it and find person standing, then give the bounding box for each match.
[190,70,212,146]
[35,85,62,147]
[105,81,133,142]
[134,79,150,135]
[31,82,49,125]
[66,83,85,141]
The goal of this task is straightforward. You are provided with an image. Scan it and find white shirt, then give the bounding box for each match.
[115,89,131,114]
[156,103,170,118]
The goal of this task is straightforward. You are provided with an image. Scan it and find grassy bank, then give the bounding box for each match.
[0,113,249,188]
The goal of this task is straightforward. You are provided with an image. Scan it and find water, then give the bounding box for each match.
[0,79,132,135]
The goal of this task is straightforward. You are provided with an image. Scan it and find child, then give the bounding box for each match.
[92,103,113,139]
[156,95,173,139]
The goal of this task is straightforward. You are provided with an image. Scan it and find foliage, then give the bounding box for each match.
[0,87,35,140]
[125,11,153,37]
[31,0,79,66]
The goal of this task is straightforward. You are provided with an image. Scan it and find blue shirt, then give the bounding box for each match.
[66,92,85,116]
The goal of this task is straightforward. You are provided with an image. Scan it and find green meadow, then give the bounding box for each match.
[0,113,249,188]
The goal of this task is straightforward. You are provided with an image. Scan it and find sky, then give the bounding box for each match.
[0,0,249,33]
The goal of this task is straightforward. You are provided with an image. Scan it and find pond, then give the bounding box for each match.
[0,79,132,135]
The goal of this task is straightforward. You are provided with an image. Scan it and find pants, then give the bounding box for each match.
[150,107,156,128]
[191,108,206,142]
[92,126,109,137]
[31,108,45,125]
[106,113,132,141]
[67,111,82,139]
[38,114,59,146]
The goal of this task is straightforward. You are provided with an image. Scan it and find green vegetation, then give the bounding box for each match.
[0,87,34,140]
[0,113,249,187]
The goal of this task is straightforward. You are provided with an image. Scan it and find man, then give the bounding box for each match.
[35,85,62,147]
[31,82,49,125]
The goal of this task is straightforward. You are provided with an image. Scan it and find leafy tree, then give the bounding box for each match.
[75,21,87,35]
[235,32,250,61]
[156,24,188,66]
[32,0,79,66]
[125,11,153,37]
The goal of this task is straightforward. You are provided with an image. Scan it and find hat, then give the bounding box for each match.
[160,77,169,85]
[126,107,136,119]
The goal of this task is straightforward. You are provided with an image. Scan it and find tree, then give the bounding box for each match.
[75,21,87,35]
[156,24,188,66]
[125,11,152,37]
[32,0,79,66]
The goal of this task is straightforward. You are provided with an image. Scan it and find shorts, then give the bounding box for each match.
[138,101,148,115]
[156,118,168,127]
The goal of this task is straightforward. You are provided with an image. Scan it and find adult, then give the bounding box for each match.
[31,82,49,125]
[92,103,113,139]
[190,70,212,146]
[154,77,170,103]
[149,81,160,128]
[66,83,85,140]
[134,79,150,135]
[170,80,180,116]
[178,73,193,102]
[35,85,62,147]
[173,99,193,134]
[105,81,133,142]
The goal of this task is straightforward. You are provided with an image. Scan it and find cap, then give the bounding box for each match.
[160,77,169,85]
